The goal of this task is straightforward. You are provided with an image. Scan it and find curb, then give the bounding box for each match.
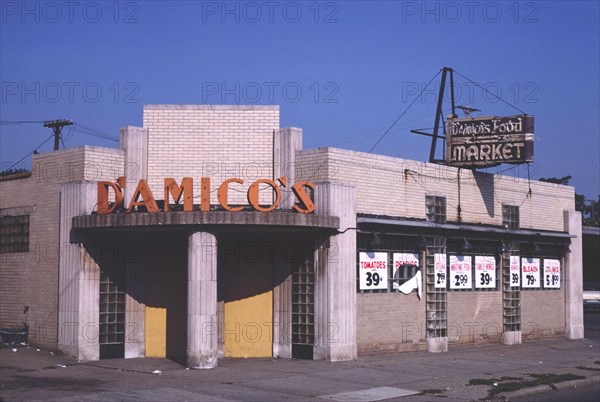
[499,374,600,400]
[553,374,600,390]
[499,384,551,400]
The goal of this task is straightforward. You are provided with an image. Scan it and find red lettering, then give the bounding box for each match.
[247,179,281,212]
[97,181,124,214]
[217,178,244,212]
[128,179,159,213]
[291,181,315,214]
[164,177,193,212]
[97,177,317,214]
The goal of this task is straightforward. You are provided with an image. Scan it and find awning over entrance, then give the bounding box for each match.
[72,211,340,232]
[69,210,340,367]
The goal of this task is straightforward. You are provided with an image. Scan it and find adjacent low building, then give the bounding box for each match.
[0,105,583,368]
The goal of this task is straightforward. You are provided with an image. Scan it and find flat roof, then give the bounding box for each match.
[144,104,279,111]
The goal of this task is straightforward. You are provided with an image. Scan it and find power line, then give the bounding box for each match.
[315,114,435,148]
[368,70,442,153]
[63,124,75,143]
[5,133,55,171]
[452,70,527,115]
[0,120,46,125]
[72,122,119,142]
[2,120,118,172]
[0,119,118,142]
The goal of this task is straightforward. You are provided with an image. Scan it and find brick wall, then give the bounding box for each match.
[297,147,574,352]
[296,147,575,231]
[447,291,503,345]
[357,293,426,354]
[0,146,123,349]
[521,289,566,339]
[143,105,280,206]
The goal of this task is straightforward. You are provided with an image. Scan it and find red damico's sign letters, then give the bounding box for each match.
[97,176,316,214]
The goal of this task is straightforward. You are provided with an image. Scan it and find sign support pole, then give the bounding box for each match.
[428,67,455,164]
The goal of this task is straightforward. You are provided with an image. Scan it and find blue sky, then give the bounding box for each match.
[1,1,599,199]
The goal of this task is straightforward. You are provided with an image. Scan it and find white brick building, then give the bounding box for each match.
[0,105,583,367]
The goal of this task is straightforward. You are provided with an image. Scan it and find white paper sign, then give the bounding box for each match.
[359,252,388,290]
[392,253,419,277]
[475,256,496,288]
[449,255,472,289]
[543,259,561,288]
[434,253,447,288]
[521,257,540,288]
[510,256,521,287]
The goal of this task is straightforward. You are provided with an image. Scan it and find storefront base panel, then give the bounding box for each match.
[357,342,427,356]
[522,328,566,340]
[448,335,505,346]
[426,337,448,352]
[502,331,522,345]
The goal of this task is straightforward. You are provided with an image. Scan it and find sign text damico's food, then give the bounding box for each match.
[445,114,534,168]
[97,176,316,214]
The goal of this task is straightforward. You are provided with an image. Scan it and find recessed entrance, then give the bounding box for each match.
[144,235,187,361]
[220,236,274,358]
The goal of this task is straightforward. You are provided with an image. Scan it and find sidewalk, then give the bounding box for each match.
[1,337,599,401]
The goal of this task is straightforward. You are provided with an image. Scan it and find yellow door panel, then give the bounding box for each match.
[145,306,166,357]
[224,291,272,357]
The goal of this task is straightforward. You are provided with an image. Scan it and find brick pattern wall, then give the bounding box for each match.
[447,292,504,344]
[521,288,566,339]
[296,148,574,352]
[357,293,426,354]
[296,147,574,231]
[143,105,279,206]
[0,146,123,349]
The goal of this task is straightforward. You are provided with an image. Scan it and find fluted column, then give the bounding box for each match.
[58,181,99,361]
[273,127,302,209]
[187,231,218,368]
[313,182,357,361]
[120,126,148,204]
[564,210,584,339]
[272,259,293,358]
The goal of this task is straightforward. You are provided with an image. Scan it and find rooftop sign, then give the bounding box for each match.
[445,115,534,168]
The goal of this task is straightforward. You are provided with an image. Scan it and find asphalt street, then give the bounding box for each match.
[1,312,599,401]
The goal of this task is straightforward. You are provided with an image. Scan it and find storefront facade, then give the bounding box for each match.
[0,105,583,368]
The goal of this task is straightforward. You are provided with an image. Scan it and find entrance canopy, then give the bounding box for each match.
[72,211,340,233]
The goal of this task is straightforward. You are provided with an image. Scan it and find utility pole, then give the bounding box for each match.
[43,119,73,151]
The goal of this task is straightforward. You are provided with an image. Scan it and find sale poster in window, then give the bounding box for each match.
[449,255,472,289]
[521,257,540,288]
[475,256,496,288]
[543,259,561,288]
[510,256,521,287]
[434,253,447,288]
[359,252,388,290]
[392,253,419,278]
